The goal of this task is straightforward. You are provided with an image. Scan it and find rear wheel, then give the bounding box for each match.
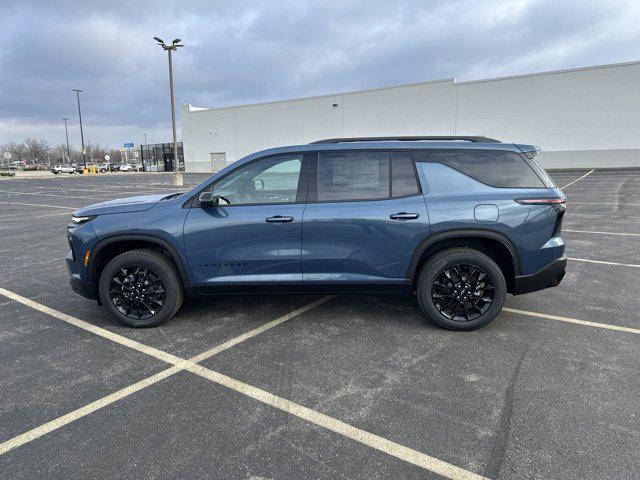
[416,248,506,330]
[99,249,183,327]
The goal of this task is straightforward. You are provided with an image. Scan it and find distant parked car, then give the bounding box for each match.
[51,164,75,174]
[75,164,86,173]
[100,163,118,173]
[119,163,134,172]
[10,161,27,170]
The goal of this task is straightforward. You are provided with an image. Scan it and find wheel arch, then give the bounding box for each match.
[89,235,190,299]
[407,229,519,293]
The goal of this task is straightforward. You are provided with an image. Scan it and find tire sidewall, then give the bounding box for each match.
[99,251,181,328]
[417,249,506,331]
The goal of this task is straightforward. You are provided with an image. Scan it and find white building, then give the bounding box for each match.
[181,61,640,172]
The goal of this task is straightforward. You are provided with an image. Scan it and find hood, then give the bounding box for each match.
[73,192,180,216]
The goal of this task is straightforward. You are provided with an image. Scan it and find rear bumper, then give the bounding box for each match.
[513,255,567,295]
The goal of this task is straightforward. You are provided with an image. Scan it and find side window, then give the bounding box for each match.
[412,149,545,188]
[391,151,420,197]
[317,151,389,201]
[211,154,302,205]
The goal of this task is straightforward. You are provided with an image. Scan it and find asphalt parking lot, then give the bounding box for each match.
[0,169,639,480]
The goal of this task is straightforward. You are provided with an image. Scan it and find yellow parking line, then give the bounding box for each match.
[504,307,640,335]
[0,201,77,210]
[185,362,486,480]
[0,289,485,480]
[563,229,640,237]
[0,291,333,454]
[568,257,640,268]
[561,169,595,189]
[0,189,96,200]
[570,202,640,206]
[0,366,182,456]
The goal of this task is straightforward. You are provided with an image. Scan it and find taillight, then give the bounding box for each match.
[515,197,566,205]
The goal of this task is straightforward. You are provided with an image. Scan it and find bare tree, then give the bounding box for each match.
[24,137,51,166]
[1,142,28,164]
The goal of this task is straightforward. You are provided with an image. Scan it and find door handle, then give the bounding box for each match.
[266,215,294,223]
[390,212,420,220]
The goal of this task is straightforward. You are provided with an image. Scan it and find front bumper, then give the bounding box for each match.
[66,250,95,300]
[513,255,567,295]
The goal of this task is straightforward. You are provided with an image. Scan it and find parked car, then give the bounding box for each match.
[100,163,118,173]
[51,164,75,174]
[74,164,86,173]
[119,163,134,172]
[66,136,566,330]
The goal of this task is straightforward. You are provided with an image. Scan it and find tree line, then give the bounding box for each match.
[1,138,125,166]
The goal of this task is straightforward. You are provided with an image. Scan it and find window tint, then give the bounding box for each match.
[211,154,302,205]
[412,149,545,188]
[527,157,556,188]
[317,151,389,201]
[391,151,420,197]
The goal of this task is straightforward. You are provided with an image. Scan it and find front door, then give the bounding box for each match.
[183,153,308,287]
[302,150,429,286]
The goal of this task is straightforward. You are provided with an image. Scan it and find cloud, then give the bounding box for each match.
[1,0,639,148]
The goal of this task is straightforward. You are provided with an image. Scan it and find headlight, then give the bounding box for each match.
[71,215,96,225]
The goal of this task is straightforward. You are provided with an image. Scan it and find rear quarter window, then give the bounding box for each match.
[412,149,546,188]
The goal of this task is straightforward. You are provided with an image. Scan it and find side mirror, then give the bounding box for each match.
[198,191,214,207]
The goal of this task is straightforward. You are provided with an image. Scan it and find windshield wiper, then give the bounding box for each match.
[161,192,184,200]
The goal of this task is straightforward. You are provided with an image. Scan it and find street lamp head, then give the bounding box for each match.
[153,36,165,44]
[172,38,181,44]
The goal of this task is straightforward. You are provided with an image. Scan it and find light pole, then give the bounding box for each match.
[62,117,71,163]
[72,89,87,170]
[144,133,148,145]
[153,36,184,186]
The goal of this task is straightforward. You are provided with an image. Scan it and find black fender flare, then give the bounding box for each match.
[88,234,190,287]
[406,228,520,281]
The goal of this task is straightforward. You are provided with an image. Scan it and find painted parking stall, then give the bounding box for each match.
[0,170,639,479]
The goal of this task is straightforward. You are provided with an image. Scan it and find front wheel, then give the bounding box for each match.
[99,249,184,327]
[416,248,506,331]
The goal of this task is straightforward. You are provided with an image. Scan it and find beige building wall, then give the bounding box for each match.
[181,61,640,172]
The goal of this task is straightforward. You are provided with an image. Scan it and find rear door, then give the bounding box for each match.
[301,150,429,287]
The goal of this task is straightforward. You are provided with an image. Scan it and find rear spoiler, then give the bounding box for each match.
[514,144,542,159]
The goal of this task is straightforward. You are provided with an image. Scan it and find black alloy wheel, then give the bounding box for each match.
[431,263,495,322]
[108,265,166,320]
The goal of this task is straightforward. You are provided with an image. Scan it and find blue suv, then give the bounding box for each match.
[66,136,566,330]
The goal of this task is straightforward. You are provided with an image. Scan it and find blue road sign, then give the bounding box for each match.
[124,142,134,148]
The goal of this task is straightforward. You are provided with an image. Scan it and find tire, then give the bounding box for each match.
[99,249,184,327]
[416,248,506,331]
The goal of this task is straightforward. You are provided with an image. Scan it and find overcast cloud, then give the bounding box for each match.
[1,0,639,148]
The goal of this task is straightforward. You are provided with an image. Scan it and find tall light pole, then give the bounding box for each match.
[72,89,87,169]
[153,36,184,186]
[144,133,148,145]
[61,117,71,163]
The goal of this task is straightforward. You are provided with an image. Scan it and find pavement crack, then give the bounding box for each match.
[485,344,528,479]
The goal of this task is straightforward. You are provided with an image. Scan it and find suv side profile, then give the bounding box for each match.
[66,136,566,331]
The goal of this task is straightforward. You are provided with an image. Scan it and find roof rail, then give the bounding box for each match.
[310,136,501,144]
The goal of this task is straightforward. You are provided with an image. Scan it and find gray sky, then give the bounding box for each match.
[1,0,638,149]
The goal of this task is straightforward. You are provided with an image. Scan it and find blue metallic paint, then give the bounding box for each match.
[183,203,305,284]
[67,140,566,300]
[302,195,429,283]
